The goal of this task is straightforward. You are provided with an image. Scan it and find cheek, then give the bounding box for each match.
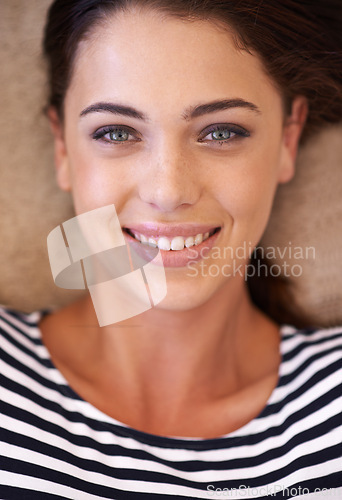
[65,130,134,214]
[214,145,281,240]
[67,152,123,214]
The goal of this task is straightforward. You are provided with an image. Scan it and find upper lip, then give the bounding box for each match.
[122,223,221,238]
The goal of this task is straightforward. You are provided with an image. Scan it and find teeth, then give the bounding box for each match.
[128,229,217,251]
[171,236,185,251]
[185,236,195,248]
[194,233,203,245]
[148,237,157,248]
[158,237,171,251]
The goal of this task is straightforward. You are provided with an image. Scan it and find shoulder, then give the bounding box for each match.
[278,323,342,404]
[0,304,42,328]
[280,323,342,359]
[280,323,342,371]
[0,306,46,368]
[0,305,42,341]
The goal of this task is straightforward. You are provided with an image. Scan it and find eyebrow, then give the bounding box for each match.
[80,102,148,120]
[79,98,261,121]
[182,99,261,120]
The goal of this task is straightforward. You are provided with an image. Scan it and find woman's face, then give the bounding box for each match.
[52,9,306,310]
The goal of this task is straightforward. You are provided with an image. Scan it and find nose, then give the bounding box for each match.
[137,142,201,212]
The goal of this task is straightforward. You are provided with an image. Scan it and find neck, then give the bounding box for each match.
[40,276,280,436]
[80,276,276,403]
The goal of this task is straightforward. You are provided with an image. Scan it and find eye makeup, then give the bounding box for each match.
[91,122,251,147]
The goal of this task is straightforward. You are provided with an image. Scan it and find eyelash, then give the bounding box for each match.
[92,123,250,146]
[199,124,250,144]
[92,126,138,144]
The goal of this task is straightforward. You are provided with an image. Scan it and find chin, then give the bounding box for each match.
[153,271,222,312]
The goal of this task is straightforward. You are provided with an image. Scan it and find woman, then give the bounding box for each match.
[1,0,341,498]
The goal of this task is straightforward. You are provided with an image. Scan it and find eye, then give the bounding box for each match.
[92,126,140,144]
[199,124,250,145]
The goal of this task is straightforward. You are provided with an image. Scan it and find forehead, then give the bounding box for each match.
[66,9,282,118]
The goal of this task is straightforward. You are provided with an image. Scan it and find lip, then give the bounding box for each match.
[123,226,221,268]
[122,223,220,239]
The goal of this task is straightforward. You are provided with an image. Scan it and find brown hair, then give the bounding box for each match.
[44,0,342,141]
[43,0,342,327]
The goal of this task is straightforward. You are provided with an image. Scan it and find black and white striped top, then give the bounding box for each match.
[1,306,341,499]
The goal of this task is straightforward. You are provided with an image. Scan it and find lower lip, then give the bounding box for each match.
[123,229,221,268]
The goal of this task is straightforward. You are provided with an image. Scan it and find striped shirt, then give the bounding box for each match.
[0,306,341,499]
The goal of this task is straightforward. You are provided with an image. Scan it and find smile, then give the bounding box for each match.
[122,224,221,267]
[123,228,220,251]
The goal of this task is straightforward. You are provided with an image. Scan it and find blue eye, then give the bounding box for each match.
[92,126,139,144]
[92,123,250,146]
[109,129,130,141]
[200,124,250,144]
[211,129,232,140]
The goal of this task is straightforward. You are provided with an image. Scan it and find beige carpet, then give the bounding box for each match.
[0,0,341,325]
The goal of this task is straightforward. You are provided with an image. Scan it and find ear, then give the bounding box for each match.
[278,95,308,184]
[48,107,72,192]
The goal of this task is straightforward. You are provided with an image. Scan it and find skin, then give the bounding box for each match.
[41,8,308,438]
